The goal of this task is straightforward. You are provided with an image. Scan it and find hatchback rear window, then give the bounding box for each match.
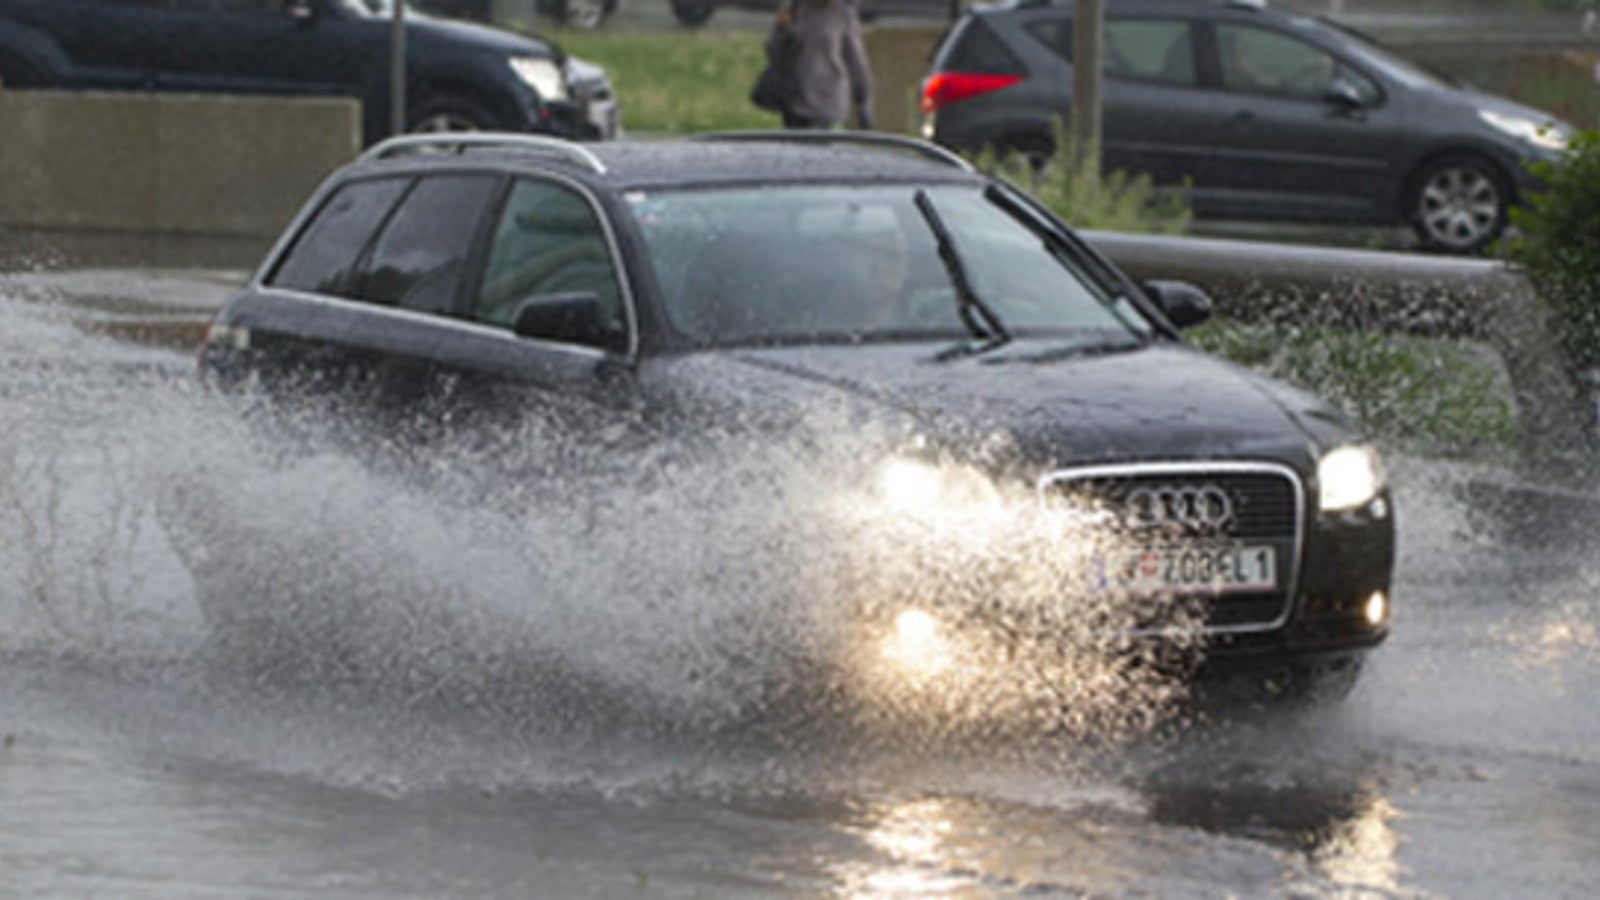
[942,19,1024,76]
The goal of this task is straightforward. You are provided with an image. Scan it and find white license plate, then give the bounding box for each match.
[1105,544,1277,594]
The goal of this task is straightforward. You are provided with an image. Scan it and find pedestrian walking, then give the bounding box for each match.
[765,0,874,130]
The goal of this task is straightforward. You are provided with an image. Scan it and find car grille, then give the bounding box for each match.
[1038,462,1304,633]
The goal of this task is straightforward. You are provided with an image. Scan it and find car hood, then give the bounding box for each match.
[650,339,1354,474]
[406,12,559,60]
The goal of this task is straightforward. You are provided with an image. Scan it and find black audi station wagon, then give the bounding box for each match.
[199,132,1394,701]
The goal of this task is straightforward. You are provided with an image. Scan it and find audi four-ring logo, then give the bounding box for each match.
[1124,484,1234,530]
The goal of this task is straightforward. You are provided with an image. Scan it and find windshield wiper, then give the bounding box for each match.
[913,189,1010,361]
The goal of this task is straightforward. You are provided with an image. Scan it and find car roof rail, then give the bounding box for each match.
[359,133,608,175]
[692,131,975,172]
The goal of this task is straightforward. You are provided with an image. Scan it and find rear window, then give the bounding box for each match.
[941,19,1024,75]
[270,177,409,297]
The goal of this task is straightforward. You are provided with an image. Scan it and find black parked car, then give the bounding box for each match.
[198,131,1393,700]
[922,0,1572,252]
[0,0,619,146]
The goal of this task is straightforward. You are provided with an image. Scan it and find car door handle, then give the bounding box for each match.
[1227,110,1256,125]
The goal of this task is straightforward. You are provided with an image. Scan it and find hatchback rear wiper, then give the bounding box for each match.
[913,189,1010,361]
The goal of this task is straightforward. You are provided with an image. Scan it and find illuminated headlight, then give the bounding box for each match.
[1480,110,1568,152]
[882,609,952,679]
[510,56,569,102]
[1363,591,1389,627]
[1317,444,1387,513]
[877,457,999,517]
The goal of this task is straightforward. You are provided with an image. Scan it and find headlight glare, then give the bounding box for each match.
[1479,110,1568,152]
[1318,444,1386,513]
[510,56,569,102]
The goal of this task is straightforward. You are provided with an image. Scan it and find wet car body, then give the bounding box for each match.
[199,133,1392,697]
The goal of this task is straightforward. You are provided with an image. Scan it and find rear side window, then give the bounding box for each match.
[269,177,409,297]
[1106,20,1196,85]
[942,19,1024,75]
[355,174,500,314]
[1027,16,1197,87]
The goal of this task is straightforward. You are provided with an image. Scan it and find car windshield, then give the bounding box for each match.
[629,184,1154,348]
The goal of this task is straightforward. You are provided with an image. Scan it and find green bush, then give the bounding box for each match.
[972,122,1192,235]
[1188,323,1519,459]
[1505,128,1600,370]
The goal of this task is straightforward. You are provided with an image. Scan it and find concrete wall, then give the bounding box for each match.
[0,87,361,239]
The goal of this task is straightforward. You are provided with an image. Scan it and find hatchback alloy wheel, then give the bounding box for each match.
[1413,157,1507,253]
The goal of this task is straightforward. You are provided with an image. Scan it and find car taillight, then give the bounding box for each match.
[919,71,1024,114]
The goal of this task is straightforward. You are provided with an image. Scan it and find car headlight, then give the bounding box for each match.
[878,457,1001,517]
[509,56,569,102]
[1480,110,1568,152]
[1317,444,1387,513]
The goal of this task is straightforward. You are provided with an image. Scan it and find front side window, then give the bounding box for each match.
[1216,24,1356,100]
[631,185,1151,347]
[472,178,624,345]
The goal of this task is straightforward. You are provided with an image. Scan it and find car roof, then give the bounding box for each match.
[345,133,987,192]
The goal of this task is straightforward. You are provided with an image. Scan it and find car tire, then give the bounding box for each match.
[408,93,500,133]
[557,0,612,30]
[670,0,716,27]
[1407,154,1511,254]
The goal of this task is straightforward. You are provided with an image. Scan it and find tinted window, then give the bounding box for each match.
[1024,18,1070,59]
[1026,16,1195,86]
[1105,20,1195,85]
[944,20,1024,75]
[270,177,409,297]
[1216,25,1368,100]
[472,178,623,343]
[356,174,499,315]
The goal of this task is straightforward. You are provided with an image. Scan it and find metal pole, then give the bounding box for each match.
[390,0,406,136]
[1071,0,1104,177]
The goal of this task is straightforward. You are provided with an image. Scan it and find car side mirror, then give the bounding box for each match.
[511,291,613,346]
[283,0,317,25]
[1323,78,1365,112]
[1142,280,1213,329]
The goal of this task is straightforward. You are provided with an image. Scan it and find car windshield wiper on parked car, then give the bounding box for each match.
[913,189,1010,361]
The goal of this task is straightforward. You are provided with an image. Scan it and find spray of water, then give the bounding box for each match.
[0,289,1213,790]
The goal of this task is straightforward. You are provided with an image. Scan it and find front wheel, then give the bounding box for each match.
[1408,154,1510,254]
[408,94,498,133]
[671,0,716,27]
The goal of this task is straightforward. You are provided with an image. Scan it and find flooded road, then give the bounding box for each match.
[1,267,1597,897]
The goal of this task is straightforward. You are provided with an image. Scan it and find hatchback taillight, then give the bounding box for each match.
[919,71,1024,114]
